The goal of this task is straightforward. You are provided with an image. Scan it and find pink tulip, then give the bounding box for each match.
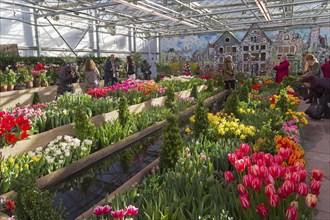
[234,159,246,172]
[310,179,321,195]
[312,169,323,181]
[227,153,237,165]
[240,143,251,155]
[102,205,112,214]
[93,206,104,215]
[257,203,269,218]
[249,165,260,177]
[306,194,318,208]
[286,206,298,220]
[283,180,296,194]
[269,194,280,208]
[292,172,301,184]
[265,184,276,197]
[251,177,262,191]
[298,170,307,182]
[269,164,282,178]
[264,153,274,166]
[278,186,288,199]
[224,171,234,183]
[273,155,283,165]
[111,209,126,219]
[297,182,308,196]
[234,149,243,160]
[294,161,305,171]
[242,174,253,188]
[250,153,258,164]
[125,205,139,216]
[264,174,275,185]
[239,194,250,209]
[237,183,247,195]
[259,166,268,178]
[257,159,266,167]
[278,148,291,160]
[243,156,251,168]
[257,151,265,160]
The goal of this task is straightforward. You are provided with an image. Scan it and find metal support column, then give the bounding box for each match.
[96,24,100,57]
[133,28,136,52]
[33,8,41,56]
[157,33,161,61]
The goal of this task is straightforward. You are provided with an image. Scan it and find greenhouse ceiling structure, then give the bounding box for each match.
[1,0,329,37]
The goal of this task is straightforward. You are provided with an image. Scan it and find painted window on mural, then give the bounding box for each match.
[244,54,249,61]
[261,53,266,61]
[278,47,283,53]
[243,46,249,51]
[290,46,295,53]
[261,64,266,70]
[226,46,231,53]
[244,64,249,72]
[256,45,259,50]
[252,53,259,61]
[225,37,230,43]
[232,47,237,52]
[251,46,254,51]
[261,45,266,50]
[284,34,289,40]
[284,47,289,53]
[250,36,257,43]
[219,47,224,54]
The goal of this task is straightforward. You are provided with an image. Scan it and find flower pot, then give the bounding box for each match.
[25,80,34,88]
[34,81,41,87]
[7,84,14,91]
[41,82,48,87]
[0,85,7,92]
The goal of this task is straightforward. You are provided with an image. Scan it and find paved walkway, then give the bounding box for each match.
[298,102,330,220]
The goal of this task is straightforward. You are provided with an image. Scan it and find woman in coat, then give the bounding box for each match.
[274,55,290,83]
[125,56,136,80]
[223,55,236,90]
[83,58,100,89]
[57,63,79,96]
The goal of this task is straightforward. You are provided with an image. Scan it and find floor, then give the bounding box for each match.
[298,102,330,220]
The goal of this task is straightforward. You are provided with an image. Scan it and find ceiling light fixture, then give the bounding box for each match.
[112,0,197,27]
[254,0,272,21]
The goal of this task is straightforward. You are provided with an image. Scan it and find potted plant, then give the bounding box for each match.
[4,67,18,91]
[39,72,48,87]
[0,70,8,92]
[18,65,33,88]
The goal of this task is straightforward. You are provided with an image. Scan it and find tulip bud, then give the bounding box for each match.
[259,165,268,178]
[278,148,291,160]
[273,155,283,165]
[278,186,288,199]
[283,180,296,194]
[264,174,275,185]
[224,171,234,183]
[237,183,247,195]
[249,164,260,177]
[268,194,280,208]
[242,174,253,188]
[257,203,269,218]
[240,194,250,209]
[251,177,262,191]
[310,179,321,195]
[234,159,246,172]
[234,149,243,160]
[298,170,307,182]
[264,153,274,166]
[306,194,318,208]
[240,143,251,155]
[312,169,323,181]
[265,184,276,197]
[227,153,237,165]
[286,206,298,220]
[297,182,308,196]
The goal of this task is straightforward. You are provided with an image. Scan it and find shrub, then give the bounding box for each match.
[118,96,132,127]
[193,99,209,139]
[223,90,239,116]
[74,106,96,142]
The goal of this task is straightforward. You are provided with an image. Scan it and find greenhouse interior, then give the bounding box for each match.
[0,0,329,219]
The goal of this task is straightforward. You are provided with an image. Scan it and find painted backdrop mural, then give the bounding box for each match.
[160,25,329,76]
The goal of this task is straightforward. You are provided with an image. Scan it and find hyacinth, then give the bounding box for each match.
[281,119,300,143]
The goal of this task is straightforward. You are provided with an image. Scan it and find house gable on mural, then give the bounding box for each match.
[209,31,241,67]
[240,24,272,76]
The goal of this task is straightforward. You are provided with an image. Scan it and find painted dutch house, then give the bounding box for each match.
[271,31,304,74]
[307,27,329,63]
[209,31,241,69]
[240,24,272,76]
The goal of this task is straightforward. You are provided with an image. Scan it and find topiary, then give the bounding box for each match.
[159,114,182,171]
[164,86,175,111]
[193,99,210,139]
[239,83,249,102]
[190,84,198,99]
[223,90,239,117]
[118,96,132,127]
[74,106,96,142]
[32,92,41,105]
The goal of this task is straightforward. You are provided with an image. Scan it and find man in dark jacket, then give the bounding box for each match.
[104,54,120,86]
[302,76,330,119]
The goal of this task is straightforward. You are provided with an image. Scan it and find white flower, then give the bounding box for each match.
[48,141,54,147]
[81,147,87,151]
[27,151,35,157]
[36,147,43,152]
[64,135,71,142]
[84,140,93,145]
[73,138,81,146]
[56,150,62,156]
[56,135,63,141]
[58,160,64,164]
[64,151,70,157]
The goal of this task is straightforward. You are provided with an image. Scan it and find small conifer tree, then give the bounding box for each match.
[193,99,210,139]
[118,96,132,127]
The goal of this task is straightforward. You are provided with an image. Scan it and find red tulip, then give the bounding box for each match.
[249,164,260,177]
[269,164,282,178]
[257,203,269,218]
[102,205,111,214]
[240,194,250,209]
[265,184,276,197]
[286,206,298,220]
[278,148,291,160]
[257,151,265,160]
[264,153,274,166]
[257,159,266,167]
[278,186,288,199]
[125,205,139,216]
[297,182,308,196]
[292,172,301,184]
[310,179,321,195]
[242,174,253,188]
[259,166,268,178]
[250,153,258,164]
[238,183,248,195]
[227,153,237,165]
[224,171,234,183]
[273,155,283,165]
[5,200,15,212]
[294,161,305,171]
[93,206,104,215]
[251,177,262,191]
[264,174,275,185]
[298,170,307,182]
[283,180,296,194]
[234,159,246,172]
[306,194,318,208]
[243,156,251,168]
[312,169,323,181]
[269,194,280,208]
[234,149,244,160]
[111,209,126,218]
[240,143,251,155]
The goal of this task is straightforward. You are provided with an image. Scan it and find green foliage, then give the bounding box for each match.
[165,86,176,111]
[32,92,41,105]
[159,114,182,170]
[190,84,198,99]
[206,79,214,92]
[223,90,239,116]
[118,96,132,127]
[238,83,249,102]
[193,100,210,139]
[12,171,66,220]
[74,106,96,142]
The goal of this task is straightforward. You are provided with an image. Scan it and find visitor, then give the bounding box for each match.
[321,56,330,78]
[83,58,100,89]
[125,56,136,80]
[302,76,330,119]
[57,63,79,96]
[104,54,119,86]
[303,53,322,78]
[183,61,191,75]
[274,55,290,83]
[141,59,152,80]
[223,55,236,90]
